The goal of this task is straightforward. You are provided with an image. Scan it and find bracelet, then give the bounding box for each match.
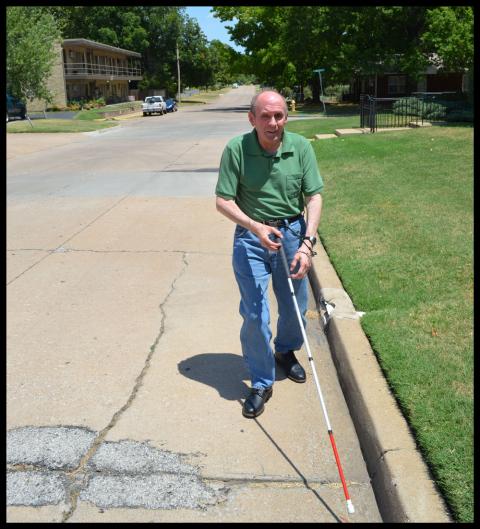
[302,241,313,251]
[298,240,317,257]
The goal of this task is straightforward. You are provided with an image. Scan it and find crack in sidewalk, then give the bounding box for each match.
[8,247,230,257]
[61,252,189,522]
[6,195,132,286]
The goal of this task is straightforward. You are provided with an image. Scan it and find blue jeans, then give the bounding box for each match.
[232,217,308,389]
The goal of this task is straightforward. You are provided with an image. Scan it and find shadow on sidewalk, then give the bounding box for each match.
[178,352,249,401]
[178,352,287,401]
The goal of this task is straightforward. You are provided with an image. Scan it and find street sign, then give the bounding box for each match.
[312,69,326,113]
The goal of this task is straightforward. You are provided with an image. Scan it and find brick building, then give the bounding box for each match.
[348,59,470,101]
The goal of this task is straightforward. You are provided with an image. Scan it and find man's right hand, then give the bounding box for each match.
[250,221,282,250]
[215,197,283,250]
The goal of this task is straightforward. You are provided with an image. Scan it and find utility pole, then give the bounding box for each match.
[176,41,181,103]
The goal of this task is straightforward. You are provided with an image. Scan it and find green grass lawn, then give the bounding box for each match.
[6,118,118,133]
[292,102,360,117]
[287,115,359,137]
[7,101,146,131]
[286,119,473,522]
[178,87,231,105]
[74,101,143,120]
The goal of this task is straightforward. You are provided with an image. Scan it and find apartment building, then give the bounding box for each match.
[29,38,143,110]
[62,38,143,103]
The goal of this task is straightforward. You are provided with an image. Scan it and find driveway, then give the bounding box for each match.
[7,86,382,523]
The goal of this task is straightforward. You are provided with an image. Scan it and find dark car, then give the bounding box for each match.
[165,98,178,113]
[7,94,27,122]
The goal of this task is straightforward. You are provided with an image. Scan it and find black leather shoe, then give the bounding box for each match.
[275,350,306,383]
[242,386,273,418]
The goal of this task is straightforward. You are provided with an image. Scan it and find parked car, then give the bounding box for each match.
[7,94,27,122]
[232,83,239,89]
[165,98,178,113]
[142,96,166,116]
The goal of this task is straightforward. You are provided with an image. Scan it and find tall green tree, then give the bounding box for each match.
[213,6,290,87]
[213,6,474,98]
[7,6,62,102]
[47,6,150,52]
[421,7,474,71]
[134,6,184,95]
[178,15,213,90]
[208,40,235,86]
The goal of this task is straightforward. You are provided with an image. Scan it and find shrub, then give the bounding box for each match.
[303,86,313,100]
[324,84,349,99]
[47,104,69,112]
[67,97,107,111]
[422,101,447,120]
[392,97,422,117]
[67,102,81,111]
[392,97,446,120]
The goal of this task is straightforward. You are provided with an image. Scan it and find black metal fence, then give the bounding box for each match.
[360,92,472,132]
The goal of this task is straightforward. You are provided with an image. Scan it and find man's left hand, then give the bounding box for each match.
[289,250,312,279]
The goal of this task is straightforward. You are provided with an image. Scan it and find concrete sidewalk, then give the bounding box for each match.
[7,184,380,522]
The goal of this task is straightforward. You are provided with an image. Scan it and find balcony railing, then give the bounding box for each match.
[64,62,143,78]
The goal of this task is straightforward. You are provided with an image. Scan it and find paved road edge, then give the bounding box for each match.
[308,242,452,523]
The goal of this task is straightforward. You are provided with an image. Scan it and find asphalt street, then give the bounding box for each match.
[7,86,383,522]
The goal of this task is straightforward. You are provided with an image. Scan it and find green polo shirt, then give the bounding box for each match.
[215,129,323,221]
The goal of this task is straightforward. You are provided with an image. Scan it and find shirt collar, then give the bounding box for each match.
[245,129,295,157]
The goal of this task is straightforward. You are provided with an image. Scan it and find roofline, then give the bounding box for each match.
[62,39,142,58]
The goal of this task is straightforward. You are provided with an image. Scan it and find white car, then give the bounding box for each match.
[232,83,239,89]
[142,96,167,116]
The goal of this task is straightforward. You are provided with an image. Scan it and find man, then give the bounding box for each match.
[215,89,323,418]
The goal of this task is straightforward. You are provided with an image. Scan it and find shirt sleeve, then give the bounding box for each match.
[301,141,324,196]
[215,145,240,200]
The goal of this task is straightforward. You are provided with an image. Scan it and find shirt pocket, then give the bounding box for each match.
[286,173,303,198]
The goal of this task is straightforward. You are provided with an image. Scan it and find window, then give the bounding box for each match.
[388,75,406,95]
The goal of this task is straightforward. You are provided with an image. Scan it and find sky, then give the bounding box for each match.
[184,6,244,53]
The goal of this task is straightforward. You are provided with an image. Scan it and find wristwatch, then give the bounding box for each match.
[303,236,317,246]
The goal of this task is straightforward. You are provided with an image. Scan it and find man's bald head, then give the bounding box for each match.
[250,89,288,117]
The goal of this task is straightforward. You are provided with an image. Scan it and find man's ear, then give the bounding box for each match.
[247,111,255,127]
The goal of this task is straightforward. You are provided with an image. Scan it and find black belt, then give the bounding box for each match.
[258,213,303,227]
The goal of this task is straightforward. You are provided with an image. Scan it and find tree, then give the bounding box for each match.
[207,40,236,86]
[178,15,214,90]
[7,6,62,102]
[213,6,290,87]
[421,7,474,71]
[212,6,474,100]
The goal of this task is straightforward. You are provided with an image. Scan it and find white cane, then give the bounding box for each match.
[278,241,355,515]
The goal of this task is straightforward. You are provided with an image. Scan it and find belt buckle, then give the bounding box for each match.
[261,218,285,227]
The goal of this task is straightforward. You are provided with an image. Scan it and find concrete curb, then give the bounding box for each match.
[308,243,452,523]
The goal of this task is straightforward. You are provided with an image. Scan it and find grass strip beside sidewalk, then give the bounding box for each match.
[7,119,118,133]
[286,120,473,522]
